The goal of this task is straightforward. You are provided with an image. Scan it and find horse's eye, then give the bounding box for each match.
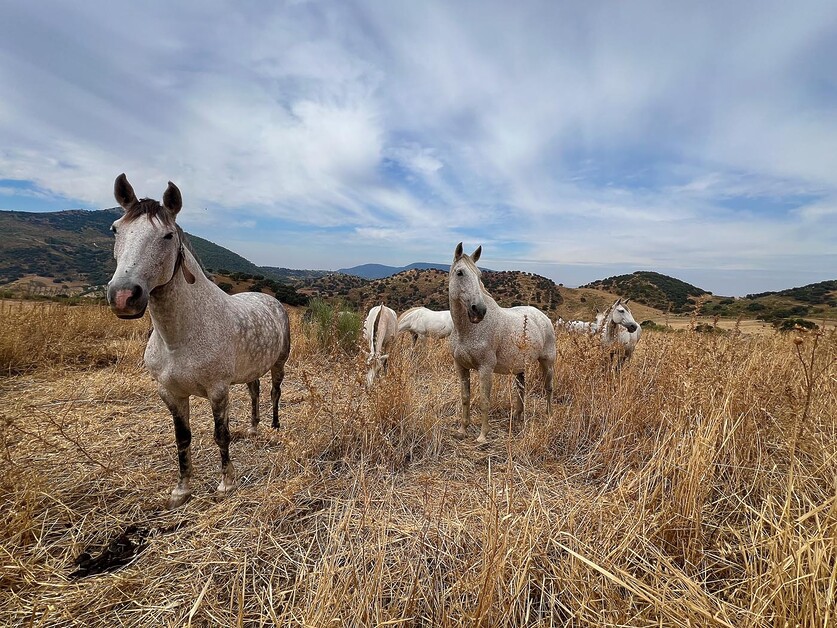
[456,270,463,276]
[163,233,174,240]
[110,225,117,234]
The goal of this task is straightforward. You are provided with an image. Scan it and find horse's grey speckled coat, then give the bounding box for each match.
[107,174,290,508]
[448,244,555,444]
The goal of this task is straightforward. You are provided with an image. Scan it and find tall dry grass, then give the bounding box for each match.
[0,303,835,626]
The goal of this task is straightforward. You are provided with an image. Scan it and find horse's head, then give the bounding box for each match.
[610,299,638,333]
[365,352,389,388]
[449,242,487,323]
[106,174,196,319]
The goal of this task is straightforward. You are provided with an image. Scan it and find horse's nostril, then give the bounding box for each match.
[470,304,477,312]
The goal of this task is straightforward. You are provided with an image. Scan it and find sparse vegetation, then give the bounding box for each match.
[1,302,835,625]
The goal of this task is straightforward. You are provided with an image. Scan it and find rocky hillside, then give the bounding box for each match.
[304,267,563,315]
[581,271,709,313]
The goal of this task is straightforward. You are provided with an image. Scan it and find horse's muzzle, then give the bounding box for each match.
[107,283,148,319]
[626,323,638,333]
[469,303,486,324]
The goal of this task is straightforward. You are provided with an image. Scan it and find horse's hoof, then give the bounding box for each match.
[271,421,280,430]
[453,429,467,440]
[168,489,192,509]
[217,477,237,495]
[475,435,488,446]
[247,426,258,437]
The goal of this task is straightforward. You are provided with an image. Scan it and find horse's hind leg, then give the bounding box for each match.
[210,387,236,494]
[270,359,286,429]
[512,372,525,421]
[246,379,260,436]
[159,388,192,508]
[539,358,554,417]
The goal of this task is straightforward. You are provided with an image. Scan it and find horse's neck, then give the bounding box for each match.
[148,251,222,346]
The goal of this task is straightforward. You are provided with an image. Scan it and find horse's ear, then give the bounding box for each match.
[454,242,463,261]
[472,246,482,263]
[624,298,630,304]
[114,173,138,211]
[616,298,622,305]
[163,181,182,216]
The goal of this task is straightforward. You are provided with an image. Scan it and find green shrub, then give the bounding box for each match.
[304,298,362,353]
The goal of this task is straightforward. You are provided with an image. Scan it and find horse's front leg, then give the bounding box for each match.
[476,368,493,445]
[455,362,470,439]
[210,387,236,494]
[159,388,192,508]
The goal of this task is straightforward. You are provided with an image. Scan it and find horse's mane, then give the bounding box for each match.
[398,306,424,321]
[175,224,209,278]
[122,198,175,226]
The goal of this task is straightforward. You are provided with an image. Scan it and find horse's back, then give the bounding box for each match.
[228,291,291,379]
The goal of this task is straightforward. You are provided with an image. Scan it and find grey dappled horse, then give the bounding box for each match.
[107,174,290,507]
[448,243,555,444]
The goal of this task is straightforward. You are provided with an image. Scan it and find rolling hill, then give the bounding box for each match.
[0,208,309,289]
[581,271,709,313]
[303,267,564,315]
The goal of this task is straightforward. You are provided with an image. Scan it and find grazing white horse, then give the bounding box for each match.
[598,298,642,368]
[397,307,453,343]
[363,304,398,387]
[448,243,555,444]
[558,312,605,334]
[107,174,291,508]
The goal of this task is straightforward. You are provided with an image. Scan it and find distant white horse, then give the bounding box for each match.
[397,307,453,343]
[363,304,398,387]
[107,174,290,508]
[598,298,642,368]
[558,312,605,334]
[448,243,555,444]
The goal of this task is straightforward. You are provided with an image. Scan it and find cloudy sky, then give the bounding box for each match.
[0,1,835,295]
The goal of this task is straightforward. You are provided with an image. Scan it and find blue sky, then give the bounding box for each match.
[0,1,835,295]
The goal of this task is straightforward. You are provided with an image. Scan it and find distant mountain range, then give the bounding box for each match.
[336,262,451,279]
[0,208,833,322]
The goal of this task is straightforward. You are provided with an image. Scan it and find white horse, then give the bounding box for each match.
[397,307,453,343]
[598,298,642,368]
[363,304,398,387]
[107,174,291,508]
[448,243,555,444]
[558,312,605,334]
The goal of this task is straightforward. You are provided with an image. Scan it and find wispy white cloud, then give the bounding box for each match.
[0,0,835,294]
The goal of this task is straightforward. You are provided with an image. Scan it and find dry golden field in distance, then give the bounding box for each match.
[1,301,835,626]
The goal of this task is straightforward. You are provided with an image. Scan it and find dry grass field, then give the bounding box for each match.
[1,301,836,626]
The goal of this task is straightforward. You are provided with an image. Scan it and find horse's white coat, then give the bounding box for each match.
[598,299,642,368]
[397,307,453,341]
[363,304,398,387]
[558,312,606,334]
[448,244,555,443]
[106,174,290,507]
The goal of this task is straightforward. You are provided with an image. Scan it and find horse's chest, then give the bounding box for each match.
[144,338,232,396]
